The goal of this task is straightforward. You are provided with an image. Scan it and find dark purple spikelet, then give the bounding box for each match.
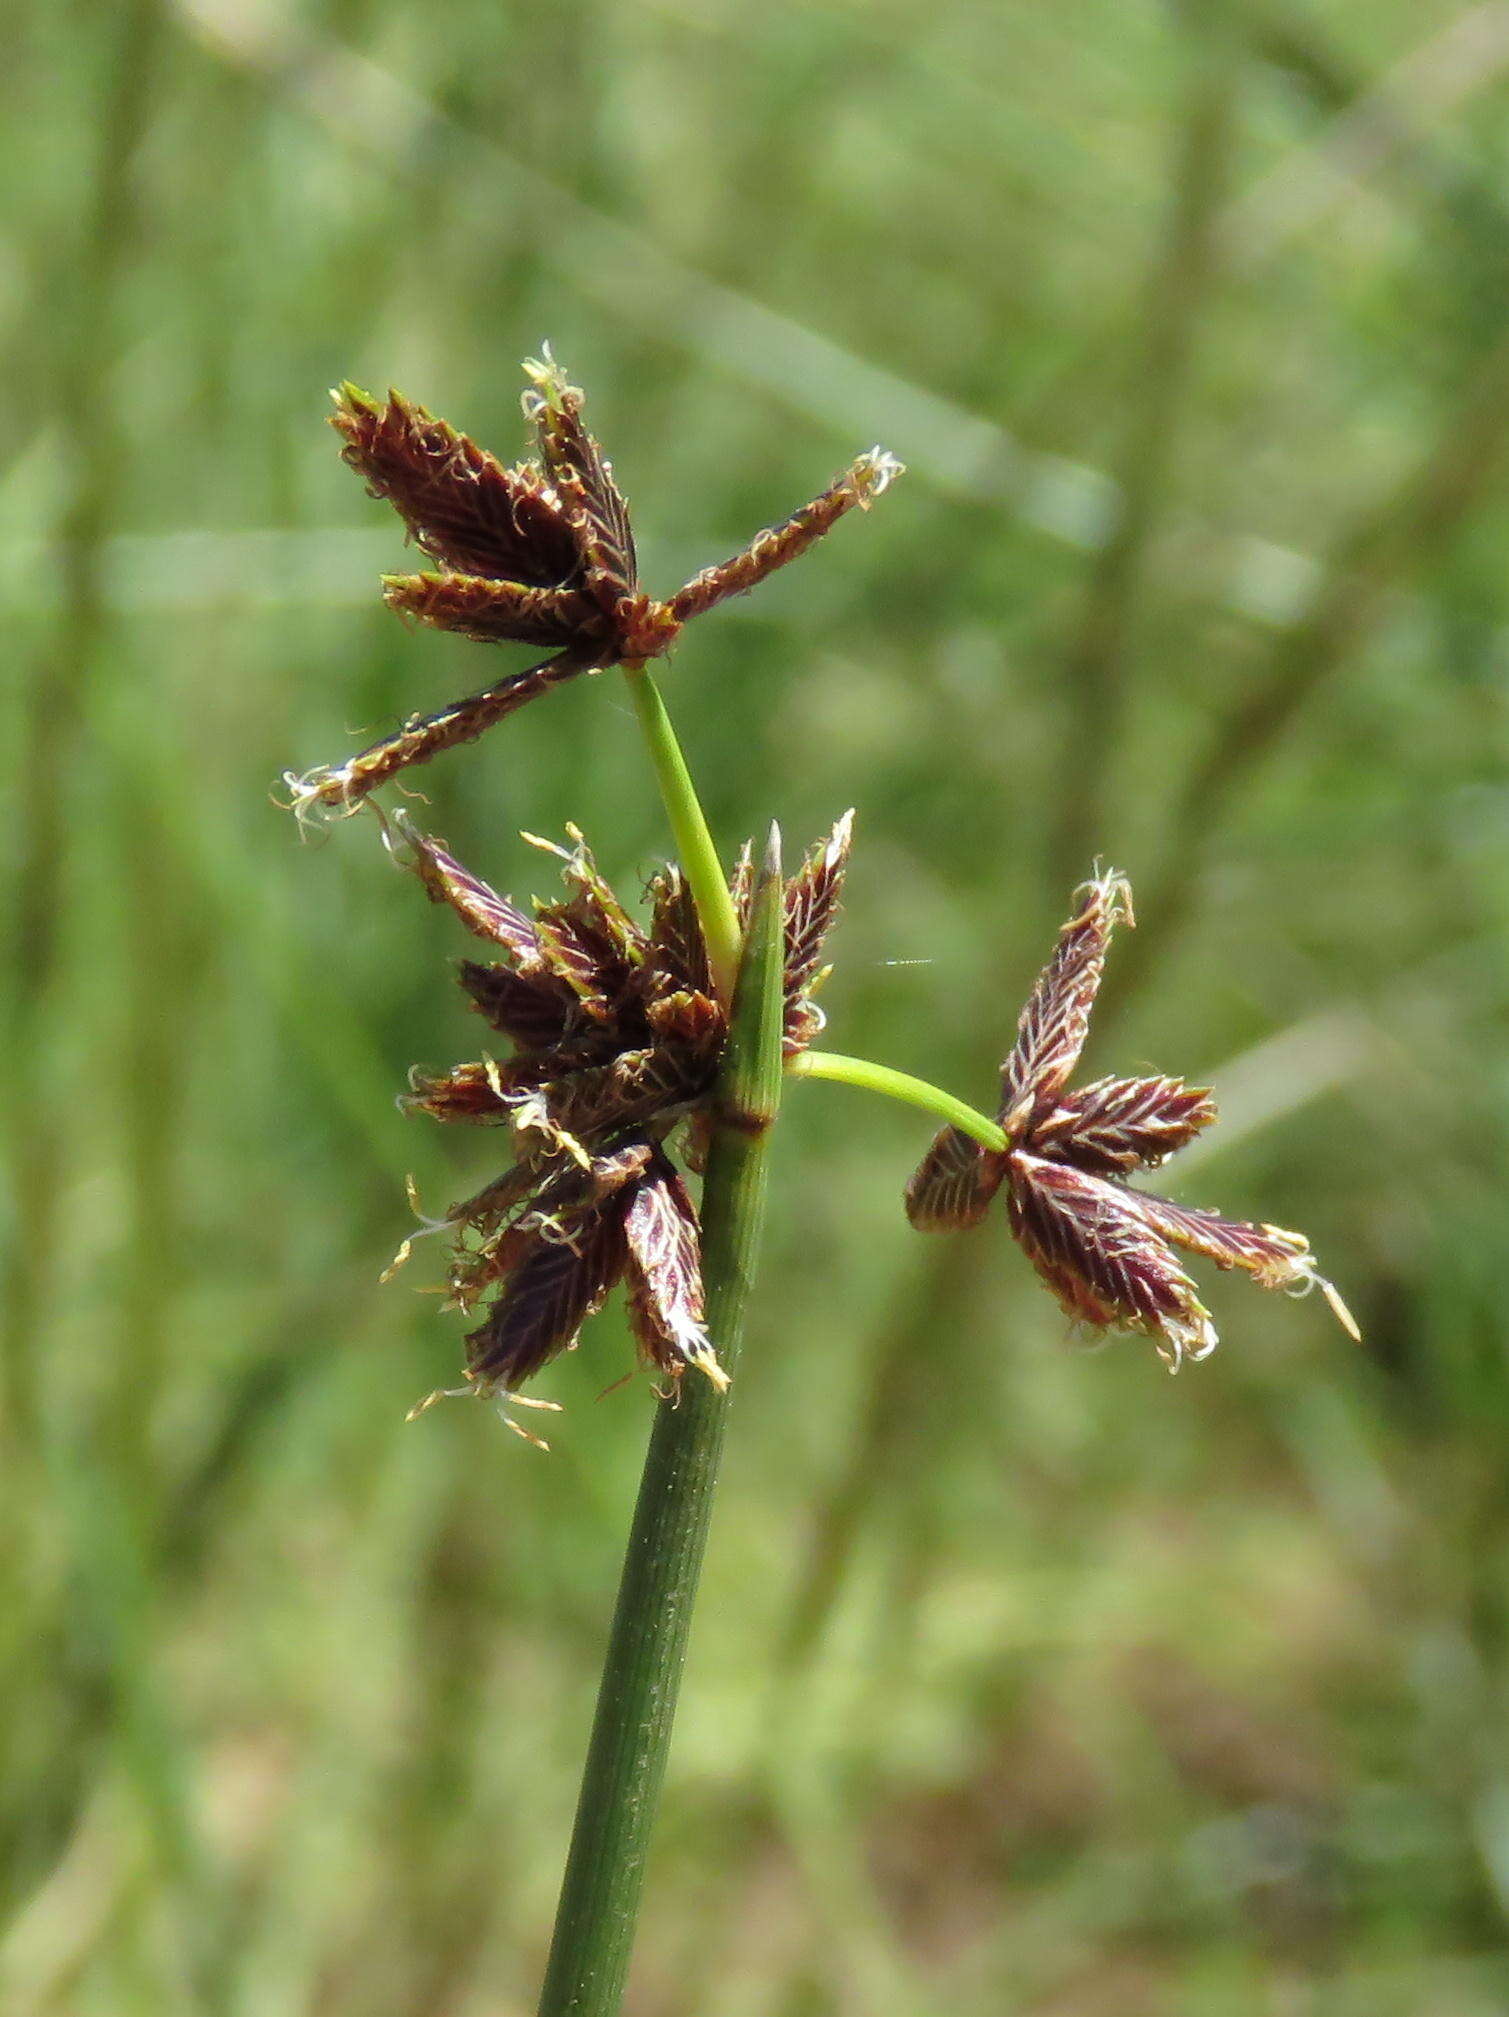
[328,383,584,585]
[905,868,1358,1369]
[381,573,605,648]
[1033,1074,1216,1176]
[905,1124,1007,1232]
[389,809,856,1434]
[621,1148,714,1381]
[285,352,901,822]
[781,809,853,1054]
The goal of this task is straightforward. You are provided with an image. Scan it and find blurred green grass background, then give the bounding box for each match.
[6,0,1509,2010]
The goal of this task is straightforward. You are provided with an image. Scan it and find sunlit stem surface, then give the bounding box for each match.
[623,663,741,1002]
[789,1049,1007,1150]
[536,833,786,2017]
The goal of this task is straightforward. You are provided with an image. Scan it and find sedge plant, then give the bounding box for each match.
[283,349,1355,2015]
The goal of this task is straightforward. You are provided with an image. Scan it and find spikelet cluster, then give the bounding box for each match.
[284,350,900,820]
[906,871,1357,1368]
[389,812,852,1434]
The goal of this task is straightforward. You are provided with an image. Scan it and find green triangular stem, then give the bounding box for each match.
[536,833,786,2017]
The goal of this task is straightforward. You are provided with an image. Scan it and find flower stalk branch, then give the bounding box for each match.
[789,1049,1008,1150]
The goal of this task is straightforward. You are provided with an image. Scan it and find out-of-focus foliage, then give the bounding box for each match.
[5,1,1509,2010]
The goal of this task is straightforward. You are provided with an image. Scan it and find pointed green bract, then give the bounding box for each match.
[623,663,742,1003]
[722,825,787,1130]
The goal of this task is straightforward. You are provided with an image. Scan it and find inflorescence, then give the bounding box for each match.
[283,348,1355,1439]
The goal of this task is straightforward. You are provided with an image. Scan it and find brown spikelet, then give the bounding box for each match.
[404,1059,518,1125]
[465,1203,628,1389]
[387,815,542,958]
[444,1163,538,1238]
[905,1127,1007,1231]
[1008,1154,1218,1367]
[522,350,639,611]
[524,831,648,1019]
[1036,1075,1216,1175]
[383,573,605,647]
[329,384,583,585]
[283,647,597,822]
[543,1048,712,1140]
[622,1150,723,1384]
[998,869,1133,1134]
[549,827,646,957]
[665,452,903,624]
[644,865,714,1002]
[532,909,629,1022]
[643,988,723,1055]
[1124,1193,1320,1292]
[457,961,580,1049]
[782,810,853,1051]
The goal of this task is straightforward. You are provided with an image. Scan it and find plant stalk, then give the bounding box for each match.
[536,829,786,2017]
